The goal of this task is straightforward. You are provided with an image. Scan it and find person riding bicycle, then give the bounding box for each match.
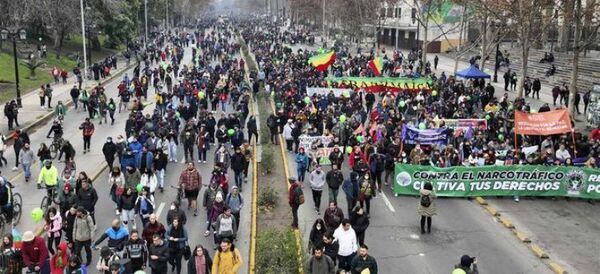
[0,174,14,223]
[38,160,59,206]
[47,120,64,140]
[54,100,67,118]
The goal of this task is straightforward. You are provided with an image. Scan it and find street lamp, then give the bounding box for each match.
[1,28,27,108]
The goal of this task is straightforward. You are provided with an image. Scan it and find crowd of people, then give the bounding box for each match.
[238,13,600,273]
[0,17,254,274]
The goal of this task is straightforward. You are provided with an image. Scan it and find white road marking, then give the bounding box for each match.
[155,202,166,218]
[380,192,396,213]
[419,253,425,256]
[410,234,420,240]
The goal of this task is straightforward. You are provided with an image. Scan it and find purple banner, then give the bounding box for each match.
[401,125,450,145]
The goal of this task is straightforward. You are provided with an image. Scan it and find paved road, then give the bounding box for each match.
[8,28,252,274]
[270,35,553,273]
[285,152,550,273]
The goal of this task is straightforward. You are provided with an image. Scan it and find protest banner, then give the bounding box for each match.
[325,76,433,92]
[401,125,451,145]
[440,119,488,130]
[514,109,573,135]
[394,164,600,199]
[315,147,341,165]
[298,136,334,150]
[306,87,353,97]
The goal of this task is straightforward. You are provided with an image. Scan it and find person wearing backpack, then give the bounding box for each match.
[288,177,304,229]
[417,182,437,234]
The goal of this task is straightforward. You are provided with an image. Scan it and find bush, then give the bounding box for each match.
[256,228,302,274]
[257,185,278,210]
[260,146,275,174]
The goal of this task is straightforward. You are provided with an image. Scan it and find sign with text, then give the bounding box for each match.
[394,164,600,199]
[306,87,353,97]
[515,109,573,135]
[298,136,334,150]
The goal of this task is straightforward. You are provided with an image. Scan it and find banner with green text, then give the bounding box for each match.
[394,164,600,199]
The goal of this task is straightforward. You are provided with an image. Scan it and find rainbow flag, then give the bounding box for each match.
[368,57,384,76]
[308,50,336,71]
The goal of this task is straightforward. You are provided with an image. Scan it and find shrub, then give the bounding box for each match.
[260,146,275,175]
[257,185,278,210]
[255,228,302,274]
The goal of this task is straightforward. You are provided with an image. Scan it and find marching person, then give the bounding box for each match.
[79,117,95,154]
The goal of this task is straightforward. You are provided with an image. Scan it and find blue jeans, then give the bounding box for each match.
[23,163,31,179]
[328,188,339,203]
[297,168,306,182]
[234,171,243,190]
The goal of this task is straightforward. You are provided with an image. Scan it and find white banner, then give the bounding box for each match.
[306,87,353,97]
[299,136,334,150]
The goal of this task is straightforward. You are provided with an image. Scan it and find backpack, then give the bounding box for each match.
[420,194,431,207]
[294,187,305,205]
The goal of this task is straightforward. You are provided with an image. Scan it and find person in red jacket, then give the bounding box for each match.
[22,230,50,273]
[79,117,95,154]
[49,241,69,274]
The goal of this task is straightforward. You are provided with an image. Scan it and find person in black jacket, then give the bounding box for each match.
[187,244,212,274]
[326,165,344,204]
[103,137,118,168]
[166,200,187,226]
[148,234,169,273]
[350,245,378,274]
[77,180,98,225]
[154,149,168,192]
[322,232,339,266]
[246,115,258,144]
[350,205,370,246]
[230,148,246,192]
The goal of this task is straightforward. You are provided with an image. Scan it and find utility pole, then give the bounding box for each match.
[144,0,148,46]
[322,0,325,38]
[79,0,88,84]
[166,0,169,30]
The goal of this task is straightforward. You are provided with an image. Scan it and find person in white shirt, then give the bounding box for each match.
[283,119,295,152]
[309,165,326,215]
[333,219,358,272]
[555,143,571,162]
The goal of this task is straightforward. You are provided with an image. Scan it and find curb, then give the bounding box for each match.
[548,261,568,274]
[473,197,568,273]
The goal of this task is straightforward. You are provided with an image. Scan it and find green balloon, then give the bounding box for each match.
[431,90,438,96]
[339,115,347,123]
[345,146,353,154]
[399,100,406,107]
[31,208,44,223]
[418,123,426,130]
[136,183,144,193]
[176,112,181,118]
[304,96,311,104]
[228,129,235,136]
[485,115,491,120]
[356,135,364,142]
[498,134,505,141]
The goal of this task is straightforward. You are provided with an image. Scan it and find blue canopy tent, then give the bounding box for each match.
[456,65,491,79]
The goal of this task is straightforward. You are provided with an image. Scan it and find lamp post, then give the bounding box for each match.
[80,0,89,84]
[493,43,500,82]
[1,28,27,108]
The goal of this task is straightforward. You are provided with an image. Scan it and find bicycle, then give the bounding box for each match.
[171,185,184,205]
[39,185,60,213]
[48,136,64,159]
[0,190,22,239]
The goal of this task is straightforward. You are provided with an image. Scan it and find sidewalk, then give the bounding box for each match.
[2,60,134,138]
